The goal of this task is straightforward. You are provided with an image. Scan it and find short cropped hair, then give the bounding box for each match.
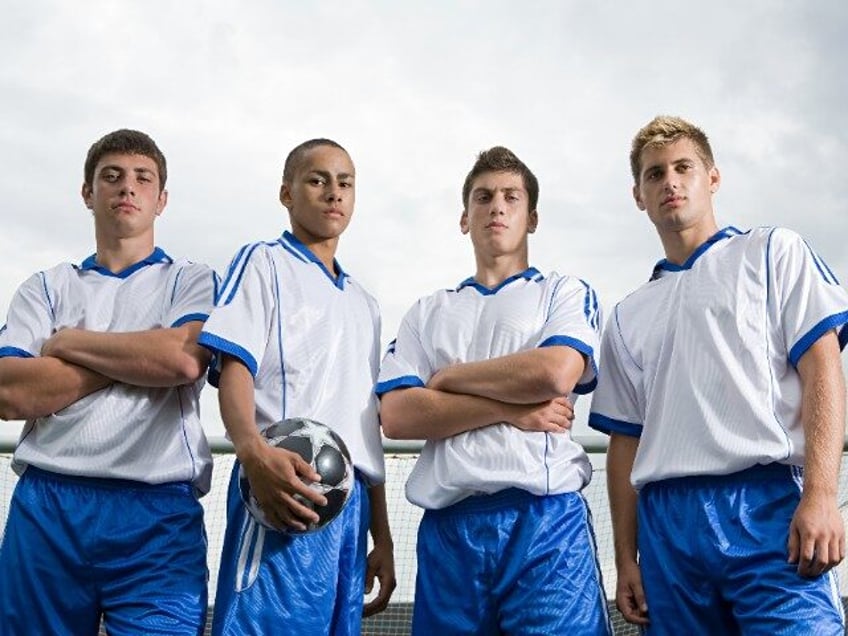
[84,129,167,191]
[461,146,539,211]
[630,116,715,184]
[282,138,348,185]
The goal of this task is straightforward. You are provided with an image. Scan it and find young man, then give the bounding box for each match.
[589,115,848,634]
[199,139,395,635]
[378,147,611,634]
[0,129,216,635]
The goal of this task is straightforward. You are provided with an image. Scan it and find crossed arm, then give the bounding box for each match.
[380,345,586,440]
[0,321,209,421]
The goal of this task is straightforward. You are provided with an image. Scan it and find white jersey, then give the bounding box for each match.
[198,231,385,484]
[589,226,848,490]
[0,249,216,493]
[377,268,602,510]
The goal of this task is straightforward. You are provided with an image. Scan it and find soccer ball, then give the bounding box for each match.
[239,417,354,534]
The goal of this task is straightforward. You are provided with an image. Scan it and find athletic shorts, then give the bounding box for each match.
[211,461,370,636]
[0,466,208,635]
[413,488,612,635]
[638,463,845,635]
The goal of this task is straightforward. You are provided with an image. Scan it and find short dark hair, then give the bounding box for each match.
[282,138,348,184]
[461,146,539,211]
[84,129,167,191]
[630,116,715,184]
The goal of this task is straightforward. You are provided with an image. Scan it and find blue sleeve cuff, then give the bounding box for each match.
[788,311,848,367]
[0,346,34,359]
[588,412,643,437]
[197,332,258,386]
[375,375,425,397]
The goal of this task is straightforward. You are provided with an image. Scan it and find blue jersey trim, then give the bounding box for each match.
[840,325,848,351]
[0,346,33,359]
[219,242,268,306]
[171,313,209,328]
[281,231,348,290]
[79,246,172,279]
[587,413,642,437]
[375,375,425,397]
[539,336,598,394]
[38,271,56,322]
[650,226,741,279]
[788,311,848,367]
[197,332,258,381]
[456,267,542,295]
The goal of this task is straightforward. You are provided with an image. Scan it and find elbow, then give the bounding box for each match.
[0,388,27,421]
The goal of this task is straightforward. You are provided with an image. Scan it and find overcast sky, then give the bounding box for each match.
[1,0,846,438]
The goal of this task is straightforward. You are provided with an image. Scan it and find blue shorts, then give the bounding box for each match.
[413,488,612,635]
[211,461,370,636]
[638,463,845,635]
[0,466,208,635]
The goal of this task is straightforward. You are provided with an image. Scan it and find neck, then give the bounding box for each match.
[659,221,719,266]
[473,253,529,288]
[94,234,155,273]
[293,231,340,276]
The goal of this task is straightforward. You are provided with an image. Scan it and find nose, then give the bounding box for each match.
[119,176,135,196]
[325,184,341,202]
[489,194,505,215]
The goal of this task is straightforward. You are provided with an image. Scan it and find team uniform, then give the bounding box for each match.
[0,248,216,635]
[589,226,848,634]
[198,230,385,636]
[377,268,612,635]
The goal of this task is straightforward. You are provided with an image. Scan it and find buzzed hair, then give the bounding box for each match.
[461,146,539,211]
[630,116,715,184]
[282,138,348,185]
[84,129,167,191]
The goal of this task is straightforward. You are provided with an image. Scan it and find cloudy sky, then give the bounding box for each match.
[1,0,846,439]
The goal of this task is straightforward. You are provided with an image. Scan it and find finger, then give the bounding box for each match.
[796,538,818,577]
[786,525,799,564]
[279,492,321,525]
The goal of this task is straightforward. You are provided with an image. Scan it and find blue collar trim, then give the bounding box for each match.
[281,231,347,289]
[79,247,172,279]
[650,227,743,280]
[457,267,543,295]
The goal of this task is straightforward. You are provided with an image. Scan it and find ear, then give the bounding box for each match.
[632,184,646,211]
[708,166,721,194]
[527,209,538,234]
[81,183,93,210]
[460,209,469,235]
[280,183,292,210]
[155,189,168,217]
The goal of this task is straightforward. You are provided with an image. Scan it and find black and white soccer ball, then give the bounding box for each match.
[239,417,354,534]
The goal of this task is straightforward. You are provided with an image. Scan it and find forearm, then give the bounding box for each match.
[368,483,393,548]
[0,356,111,420]
[430,346,586,404]
[797,331,845,500]
[607,433,640,568]
[380,386,521,440]
[41,322,210,387]
[217,357,266,463]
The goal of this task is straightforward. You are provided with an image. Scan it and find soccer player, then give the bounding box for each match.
[377,146,611,634]
[0,129,216,635]
[199,139,396,635]
[589,115,848,634]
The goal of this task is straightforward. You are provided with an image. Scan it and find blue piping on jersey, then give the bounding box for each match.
[0,346,33,359]
[176,385,198,485]
[544,432,551,495]
[613,304,642,372]
[764,228,792,458]
[197,332,258,386]
[539,335,598,394]
[79,247,172,279]
[172,313,209,328]
[170,267,183,305]
[271,256,287,420]
[587,413,642,438]
[456,267,542,295]
[803,238,839,285]
[650,226,741,279]
[219,242,271,306]
[788,311,848,368]
[384,339,397,356]
[579,279,601,332]
[375,375,425,397]
[38,271,56,322]
[280,231,348,290]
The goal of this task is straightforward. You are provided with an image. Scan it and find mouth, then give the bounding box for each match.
[486,222,507,229]
[661,195,685,207]
[112,201,139,212]
[325,208,344,217]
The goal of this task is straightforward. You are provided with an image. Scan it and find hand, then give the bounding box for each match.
[615,559,649,625]
[510,397,574,433]
[362,539,396,617]
[240,443,326,532]
[788,492,845,577]
[40,328,75,358]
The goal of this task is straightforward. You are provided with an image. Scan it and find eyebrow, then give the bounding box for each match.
[306,169,355,179]
[99,165,157,176]
[472,186,525,195]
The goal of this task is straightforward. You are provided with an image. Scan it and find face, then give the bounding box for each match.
[633,137,720,235]
[82,152,167,242]
[280,145,355,243]
[460,170,537,258]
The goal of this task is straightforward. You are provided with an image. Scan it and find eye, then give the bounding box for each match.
[102,170,120,182]
[339,180,352,188]
[309,177,326,186]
